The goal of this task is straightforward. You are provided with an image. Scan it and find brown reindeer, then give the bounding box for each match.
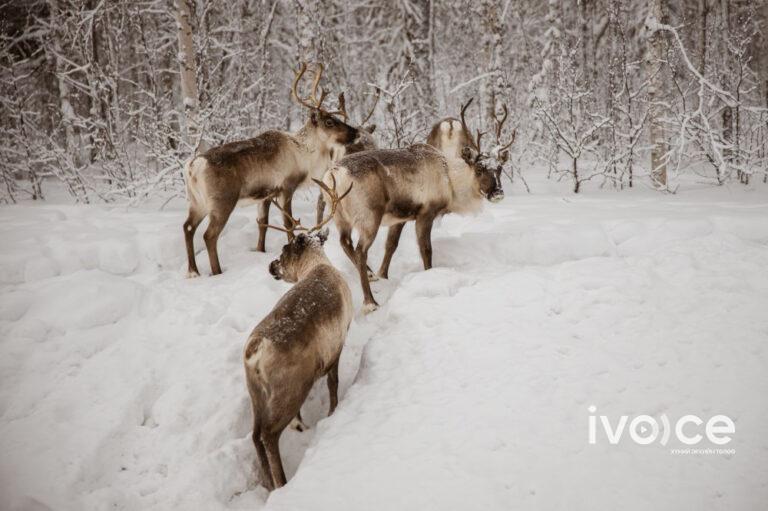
[322,99,514,312]
[244,179,353,490]
[183,63,358,277]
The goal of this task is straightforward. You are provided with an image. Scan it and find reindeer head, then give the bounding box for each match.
[334,86,380,156]
[264,176,352,282]
[269,230,329,282]
[458,99,515,204]
[293,63,358,145]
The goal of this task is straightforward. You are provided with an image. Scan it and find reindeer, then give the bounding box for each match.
[243,179,353,490]
[183,63,358,277]
[322,99,514,312]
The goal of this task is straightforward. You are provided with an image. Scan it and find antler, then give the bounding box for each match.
[492,104,508,140]
[491,103,516,153]
[475,129,486,154]
[460,97,474,134]
[334,92,348,121]
[258,175,353,235]
[310,174,353,232]
[257,194,302,234]
[498,129,516,152]
[360,87,380,125]
[292,62,328,111]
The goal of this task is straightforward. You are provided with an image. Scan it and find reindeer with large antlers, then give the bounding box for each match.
[244,179,353,490]
[183,63,361,277]
[322,99,512,312]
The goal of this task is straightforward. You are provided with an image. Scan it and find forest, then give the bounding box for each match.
[1,0,767,202]
[3,2,768,509]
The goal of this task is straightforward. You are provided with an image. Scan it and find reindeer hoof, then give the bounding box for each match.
[361,302,379,314]
[289,416,309,432]
[186,270,200,279]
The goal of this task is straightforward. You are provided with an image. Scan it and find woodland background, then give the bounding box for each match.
[1,0,767,203]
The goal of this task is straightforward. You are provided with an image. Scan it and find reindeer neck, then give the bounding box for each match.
[445,157,482,214]
[293,124,333,173]
[295,249,333,281]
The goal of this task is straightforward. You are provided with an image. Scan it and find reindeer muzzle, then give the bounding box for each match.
[345,126,359,144]
[268,260,282,280]
[488,190,505,203]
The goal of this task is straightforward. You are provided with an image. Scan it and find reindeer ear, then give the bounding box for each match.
[310,111,319,126]
[315,228,329,246]
[461,146,477,164]
[366,124,376,134]
[499,150,510,163]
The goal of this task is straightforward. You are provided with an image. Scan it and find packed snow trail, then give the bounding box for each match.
[1,183,767,510]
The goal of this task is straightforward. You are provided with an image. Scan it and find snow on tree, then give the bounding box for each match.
[1,0,767,202]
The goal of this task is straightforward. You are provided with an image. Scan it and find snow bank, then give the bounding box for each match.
[1,184,767,510]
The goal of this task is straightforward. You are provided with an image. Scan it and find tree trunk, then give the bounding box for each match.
[482,0,505,124]
[48,0,80,166]
[719,0,732,171]
[174,0,204,153]
[696,0,709,111]
[645,0,668,188]
[403,0,436,125]
[573,157,580,193]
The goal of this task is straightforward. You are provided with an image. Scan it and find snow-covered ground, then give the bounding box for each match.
[2,178,768,511]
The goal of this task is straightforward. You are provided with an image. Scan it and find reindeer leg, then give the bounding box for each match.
[315,192,326,225]
[338,227,357,266]
[280,190,295,242]
[256,199,271,252]
[377,223,405,279]
[327,357,340,415]
[340,226,377,281]
[204,199,236,275]
[355,234,379,312]
[263,432,287,488]
[183,208,206,278]
[415,213,436,270]
[251,414,273,490]
[289,410,308,432]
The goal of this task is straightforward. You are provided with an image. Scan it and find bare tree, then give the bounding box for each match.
[2,0,767,203]
[645,0,669,188]
[174,0,203,153]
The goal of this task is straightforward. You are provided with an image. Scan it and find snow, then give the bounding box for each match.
[1,179,768,510]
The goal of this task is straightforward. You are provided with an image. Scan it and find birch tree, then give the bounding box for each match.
[2,0,767,203]
[645,0,668,188]
[174,0,203,153]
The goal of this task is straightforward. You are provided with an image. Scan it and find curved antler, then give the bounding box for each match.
[330,92,348,121]
[460,97,474,134]
[475,129,486,154]
[258,176,352,235]
[292,62,328,111]
[492,104,508,139]
[360,87,380,125]
[310,174,353,233]
[498,129,516,152]
[491,103,516,153]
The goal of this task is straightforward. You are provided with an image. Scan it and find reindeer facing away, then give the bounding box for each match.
[321,99,513,312]
[183,63,358,277]
[244,180,353,490]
